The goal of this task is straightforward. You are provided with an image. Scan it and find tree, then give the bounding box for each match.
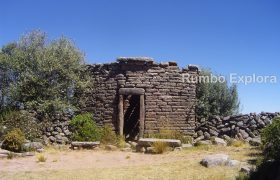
[0,30,89,114]
[196,69,239,119]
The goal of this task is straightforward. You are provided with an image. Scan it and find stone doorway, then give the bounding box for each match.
[118,88,145,140]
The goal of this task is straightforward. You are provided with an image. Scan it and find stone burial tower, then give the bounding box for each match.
[81,57,199,140]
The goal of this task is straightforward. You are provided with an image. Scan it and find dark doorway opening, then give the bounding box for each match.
[123,95,140,140]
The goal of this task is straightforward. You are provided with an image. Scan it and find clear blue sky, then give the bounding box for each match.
[1,0,280,113]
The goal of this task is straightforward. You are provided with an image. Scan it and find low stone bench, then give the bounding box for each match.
[71,141,100,150]
[137,138,181,147]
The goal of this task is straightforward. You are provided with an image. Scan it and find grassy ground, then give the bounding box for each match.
[0,144,260,180]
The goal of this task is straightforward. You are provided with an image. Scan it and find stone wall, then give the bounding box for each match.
[80,57,199,137]
[43,112,72,144]
[195,112,280,142]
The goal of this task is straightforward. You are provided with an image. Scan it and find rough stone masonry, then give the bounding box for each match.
[80,57,199,140]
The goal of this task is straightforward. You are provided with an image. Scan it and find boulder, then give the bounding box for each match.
[0,149,10,155]
[240,130,249,139]
[201,154,229,167]
[105,145,118,151]
[225,160,240,167]
[182,144,193,149]
[146,147,155,153]
[194,135,205,142]
[249,138,262,146]
[22,142,44,151]
[212,137,227,146]
[195,140,212,146]
[174,147,182,151]
[128,141,137,149]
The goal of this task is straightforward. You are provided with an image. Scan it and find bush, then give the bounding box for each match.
[69,113,102,142]
[2,128,25,152]
[0,110,43,141]
[100,125,118,145]
[261,117,280,160]
[37,154,47,162]
[152,141,168,154]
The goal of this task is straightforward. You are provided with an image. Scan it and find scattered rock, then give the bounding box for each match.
[125,143,131,148]
[146,147,155,153]
[36,148,45,153]
[22,142,44,151]
[240,165,252,175]
[128,141,137,149]
[212,137,227,146]
[249,138,262,146]
[182,144,193,149]
[174,147,182,151]
[0,149,10,155]
[0,154,8,159]
[201,154,229,167]
[121,147,132,152]
[225,160,240,167]
[195,140,212,146]
[105,145,118,151]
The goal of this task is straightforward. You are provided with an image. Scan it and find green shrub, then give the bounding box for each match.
[152,141,168,154]
[261,117,280,160]
[2,128,25,152]
[100,125,118,145]
[0,110,44,141]
[69,113,102,142]
[236,172,249,180]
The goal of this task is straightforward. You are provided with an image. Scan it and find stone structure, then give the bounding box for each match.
[81,57,199,140]
[195,112,280,142]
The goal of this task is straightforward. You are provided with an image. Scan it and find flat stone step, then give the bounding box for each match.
[71,141,100,149]
[137,138,181,147]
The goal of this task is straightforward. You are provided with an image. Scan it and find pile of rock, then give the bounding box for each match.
[43,113,72,144]
[195,112,279,142]
[200,153,255,173]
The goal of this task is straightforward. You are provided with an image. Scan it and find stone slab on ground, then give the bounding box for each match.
[200,154,229,168]
[137,138,181,147]
[71,141,100,150]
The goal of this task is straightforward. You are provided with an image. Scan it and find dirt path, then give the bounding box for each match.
[0,149,201,172]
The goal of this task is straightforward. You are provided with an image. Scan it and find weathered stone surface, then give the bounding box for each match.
[0,149,10,155]
[212,137,227,146]
[81,57,199,138]
[182,144,193,149]
[105,145,118,151]
[22,142,43,151]
[200,154,229,167]
[249,138,262,146]
[196,113,279,142]
[71,141,100,149]
[137,138,181,147]
[225,160,240,167]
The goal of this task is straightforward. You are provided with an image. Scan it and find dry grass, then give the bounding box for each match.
[152,141,169,154]
[36,154,47,162]
[0,145,259,180]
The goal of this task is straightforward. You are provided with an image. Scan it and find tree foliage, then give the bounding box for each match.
[0,30,89,114]
[261,117,280,160]
[196,69,239,119]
